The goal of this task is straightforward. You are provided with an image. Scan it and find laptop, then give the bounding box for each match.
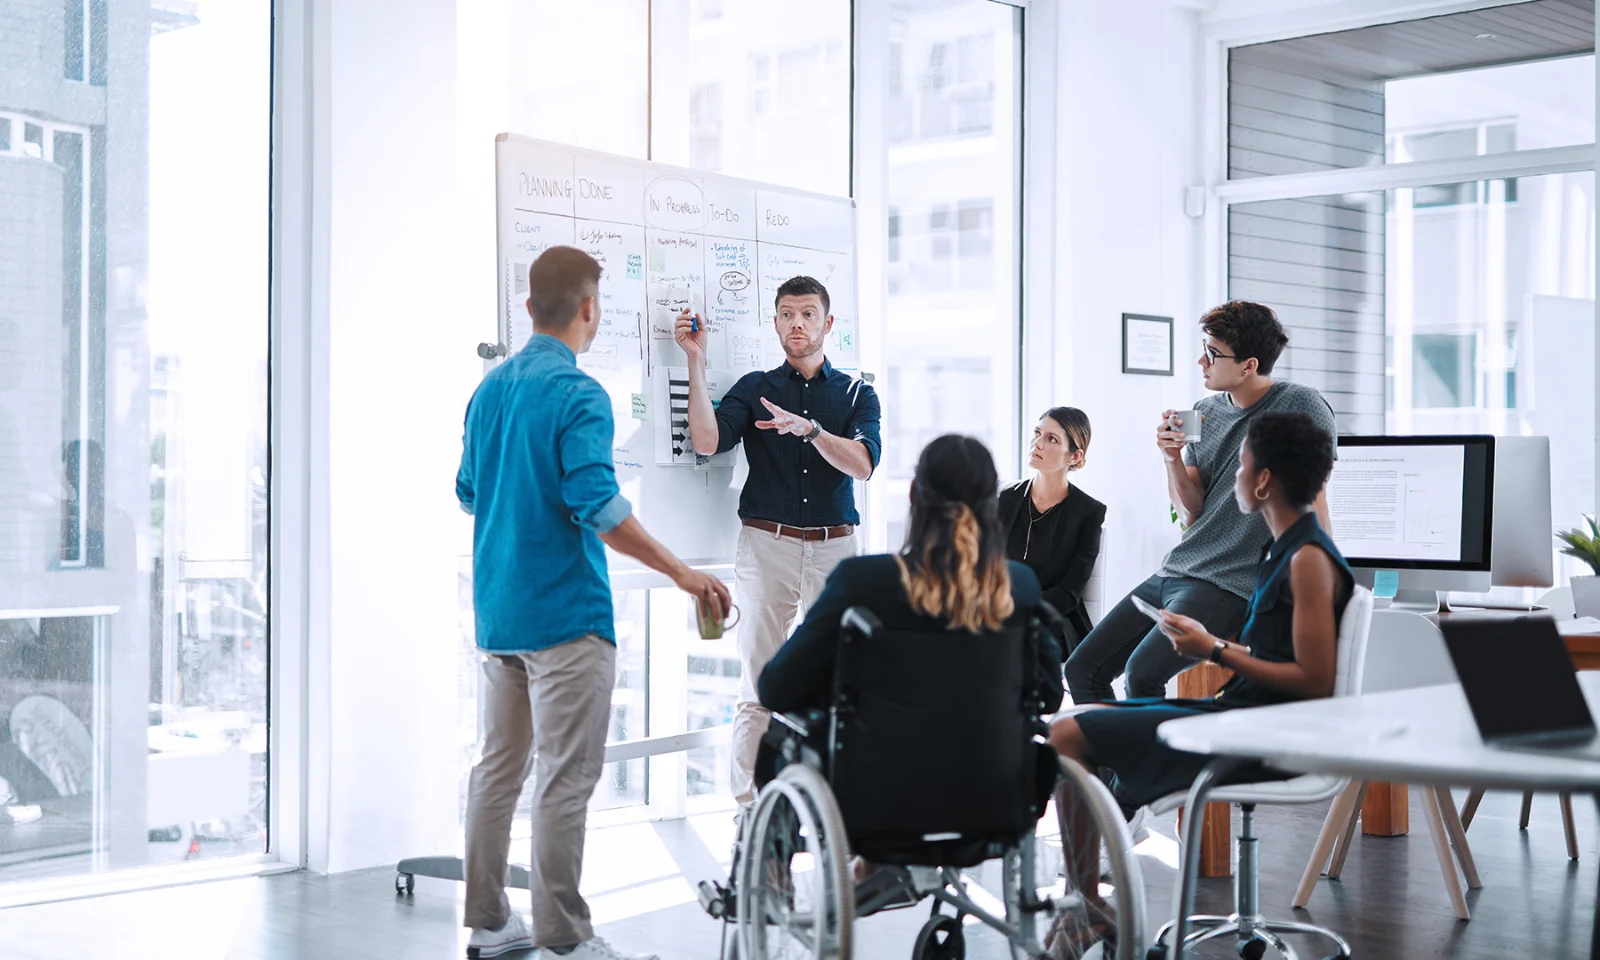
[1439,616,1600,761]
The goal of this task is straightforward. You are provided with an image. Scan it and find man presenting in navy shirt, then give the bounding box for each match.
[457,246,729,960]
[675,276,881,818]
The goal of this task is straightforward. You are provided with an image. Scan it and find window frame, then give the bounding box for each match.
[1202,0,1599,555]
[0,111,95,569]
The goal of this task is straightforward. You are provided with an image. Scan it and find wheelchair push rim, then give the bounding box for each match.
[1039,756,1148,960]
[738,764,855,960]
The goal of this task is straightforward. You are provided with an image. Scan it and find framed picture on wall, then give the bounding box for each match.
[1122,313,1174,376]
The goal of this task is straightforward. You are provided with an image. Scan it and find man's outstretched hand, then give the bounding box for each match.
[754,397,814,437]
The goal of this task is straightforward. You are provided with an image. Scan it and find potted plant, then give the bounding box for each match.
[1557,515,1600,618]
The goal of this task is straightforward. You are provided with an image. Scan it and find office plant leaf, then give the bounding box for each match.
[1556,515,1600,576]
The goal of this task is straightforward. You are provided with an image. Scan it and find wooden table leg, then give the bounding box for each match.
[1176,661,1238,877]
[1177,802,1234,878]
[1361,781,1409,836]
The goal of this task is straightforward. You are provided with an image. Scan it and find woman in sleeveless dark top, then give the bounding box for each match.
[1046,411,1352,941]
[1052,410,1352,807]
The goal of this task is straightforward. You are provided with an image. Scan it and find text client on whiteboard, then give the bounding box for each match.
[673,276,881,815]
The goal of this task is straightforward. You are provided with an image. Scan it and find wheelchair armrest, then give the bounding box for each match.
[1032,599,1065,633]
[839,605,882,642]
[773,708,827,739]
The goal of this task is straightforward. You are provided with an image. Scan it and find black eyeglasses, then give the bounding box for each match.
[1202,342,1238,363]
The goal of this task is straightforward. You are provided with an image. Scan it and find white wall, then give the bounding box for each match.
[311,0,474,874]
[1052,0,1207,603]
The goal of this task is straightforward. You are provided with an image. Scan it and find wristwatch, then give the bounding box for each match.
[1209,639,1228,665]
[802,419,823,444]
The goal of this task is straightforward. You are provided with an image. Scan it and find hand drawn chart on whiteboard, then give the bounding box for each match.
[494,134,860,566]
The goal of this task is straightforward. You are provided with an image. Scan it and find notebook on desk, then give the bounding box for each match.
[1440,616,1600,761]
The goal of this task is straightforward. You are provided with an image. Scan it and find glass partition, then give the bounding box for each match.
[0,0,272,885]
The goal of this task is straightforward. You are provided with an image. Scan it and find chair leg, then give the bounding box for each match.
[1460,788,1485,830]
[1561,793,1580,861]
[1327,781,1369,880]
[1520,791,1534,830]
[1434,786,1482,889]
[1293,780,1364,908]
[1421,787,1470,921]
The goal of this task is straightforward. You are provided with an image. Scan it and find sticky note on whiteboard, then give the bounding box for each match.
[626,253,643,280]
[631,393,647,419]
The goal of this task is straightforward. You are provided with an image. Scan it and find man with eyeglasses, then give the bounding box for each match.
[1065,300,1337,715]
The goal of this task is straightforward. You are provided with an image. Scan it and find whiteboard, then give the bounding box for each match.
[494,134,860,568]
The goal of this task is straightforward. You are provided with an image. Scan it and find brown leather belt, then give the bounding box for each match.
[743,519,855,542]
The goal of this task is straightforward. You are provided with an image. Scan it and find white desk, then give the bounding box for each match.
[1156,675,1600,959]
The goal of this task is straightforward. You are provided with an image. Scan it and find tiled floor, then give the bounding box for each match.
[0,790,1595,959]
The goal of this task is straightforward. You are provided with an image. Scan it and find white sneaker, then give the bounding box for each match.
[466,913,533,959]
[1095,808,1152,879]
[546,937,658,960]
[1126,805,1151,846]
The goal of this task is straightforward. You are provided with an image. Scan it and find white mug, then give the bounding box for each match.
[1171,410,1202,443]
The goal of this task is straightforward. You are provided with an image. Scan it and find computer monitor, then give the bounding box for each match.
[1326,435,1496,612]
[1490,435,1553,591]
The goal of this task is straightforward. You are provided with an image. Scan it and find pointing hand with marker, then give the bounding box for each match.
[673,307,707,363]
[754,397,815,437]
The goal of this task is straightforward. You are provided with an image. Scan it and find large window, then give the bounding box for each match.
[1224,2,1597,591]
[653,0,852,196]
[0,1,271,885]
[871,0,1023,548]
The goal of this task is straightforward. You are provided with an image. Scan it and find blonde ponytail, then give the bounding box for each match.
[897,502,1015,633]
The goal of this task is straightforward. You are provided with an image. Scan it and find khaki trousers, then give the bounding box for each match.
[464,634,616,946]
[730,525,858,807]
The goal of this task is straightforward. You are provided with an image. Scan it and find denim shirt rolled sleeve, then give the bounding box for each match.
[559,381,634,533]
[459,335,624,654]
[455,434,476,516]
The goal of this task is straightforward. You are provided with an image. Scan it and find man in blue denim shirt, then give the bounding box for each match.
[675,276,881,816]
[457,246,729,960]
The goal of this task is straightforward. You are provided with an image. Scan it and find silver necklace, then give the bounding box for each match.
[1024,478,1064,560]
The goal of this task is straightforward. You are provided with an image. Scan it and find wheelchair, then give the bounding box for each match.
[698,605,1148,960]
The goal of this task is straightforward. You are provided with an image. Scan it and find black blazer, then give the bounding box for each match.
[757,556,1064,716]
[997,480,1106,647]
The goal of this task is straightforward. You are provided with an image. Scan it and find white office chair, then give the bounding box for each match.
[1152,585,1374,960]
[1293,611,1482,920]
[1083,534,1108,626]
[1455,585,1582,862]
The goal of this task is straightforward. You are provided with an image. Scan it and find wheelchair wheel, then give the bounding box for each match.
[912,913,964,960]
[1040,757,1147,960]
[738,763,854,960]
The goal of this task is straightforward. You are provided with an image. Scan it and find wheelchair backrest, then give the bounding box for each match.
[824,607,1049,845]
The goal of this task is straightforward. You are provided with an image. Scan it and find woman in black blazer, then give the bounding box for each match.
[998,407,1107,654]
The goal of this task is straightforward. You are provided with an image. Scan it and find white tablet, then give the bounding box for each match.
[1129,594,1164,622]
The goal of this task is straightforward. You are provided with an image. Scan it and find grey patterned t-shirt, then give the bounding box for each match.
[1159,380,1338,599]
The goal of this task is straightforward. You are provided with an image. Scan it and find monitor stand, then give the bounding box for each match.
[1389,589,1453,615]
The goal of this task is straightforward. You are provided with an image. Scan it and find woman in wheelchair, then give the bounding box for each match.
[1046,411,1351,944]
[756,432,1064,768]
[753,434,1065,890]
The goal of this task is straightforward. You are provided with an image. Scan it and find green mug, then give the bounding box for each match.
[696,599,741,640]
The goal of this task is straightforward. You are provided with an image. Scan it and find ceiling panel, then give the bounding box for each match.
[1234,0,1595,83]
